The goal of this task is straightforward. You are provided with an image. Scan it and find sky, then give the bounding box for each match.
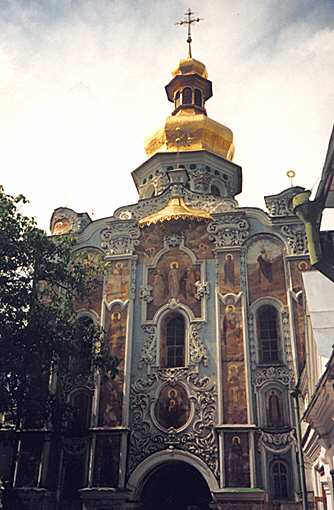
[0,0,333,231]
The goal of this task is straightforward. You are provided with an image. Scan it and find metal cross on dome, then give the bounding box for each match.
[176,8,203,59]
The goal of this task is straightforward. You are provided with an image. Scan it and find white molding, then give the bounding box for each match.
[127,449,219,497]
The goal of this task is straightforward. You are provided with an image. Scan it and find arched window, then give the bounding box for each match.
[211,184,221,197]
[69,316,94,376]
[161,313,185,368]
[194,88,202,107]
[271,461,288,500]
[257,305,280,363]
[182,87,192,105]
[267,390,284,427]
[175,90,181,108]
[68,389,92,436]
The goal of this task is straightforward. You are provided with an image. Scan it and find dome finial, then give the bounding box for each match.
[176,8,203,58]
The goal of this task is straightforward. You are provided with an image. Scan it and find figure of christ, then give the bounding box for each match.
[168,261,180,299]
[257,247,273,284]
[152,268,166,307]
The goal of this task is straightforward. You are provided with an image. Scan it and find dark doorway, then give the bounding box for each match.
[141,461,212,510]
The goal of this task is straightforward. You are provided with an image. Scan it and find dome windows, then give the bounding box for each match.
[175,90,181,109]
[194,88,202,107]
[173,87,205,111]
[182,87,192,105]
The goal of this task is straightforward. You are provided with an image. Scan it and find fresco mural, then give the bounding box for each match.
[147,248,201,319]
[293,298,306,372]
[137,226,164,263]
[137,221,214,263]
[289,259,311,372]
[221,302,247,423]
[105,260,130,304]
[185,222,214,260]
[289,258,311,293]
[99,303,127,427]
[218,252,241,295]
[73,248,104,316]
[154,383,191,430]
[246,237,286,304]
[93,434,121,487]
[224,432,250,488]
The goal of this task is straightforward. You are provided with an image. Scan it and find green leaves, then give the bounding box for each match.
[0,185,116,429]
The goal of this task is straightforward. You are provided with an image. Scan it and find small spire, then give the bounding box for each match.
[287,169,296,187]
[176,8,203,58]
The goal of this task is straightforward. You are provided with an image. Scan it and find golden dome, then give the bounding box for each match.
[139,197,212,226]
[172,57,208,79]
[145,56,235,161]
[144,113,235,160]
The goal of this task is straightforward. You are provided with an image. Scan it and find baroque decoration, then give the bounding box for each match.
[138,325,157,369]
[264,186,305,218]
[100,222,141,256]
[207,214,249,247]
[129,368,218,478]
[258,430,296,453]
[254,366,292,389]
[281,224,308,255]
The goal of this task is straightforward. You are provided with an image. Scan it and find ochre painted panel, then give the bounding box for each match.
[221,302,247,424]
[224,432,250,488]
[247,237,286,304]
[99,304,127,427]
[147,248,201,319]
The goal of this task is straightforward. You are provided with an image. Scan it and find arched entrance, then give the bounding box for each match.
[140,461,212,510]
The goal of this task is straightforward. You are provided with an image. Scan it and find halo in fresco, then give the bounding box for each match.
[154,383,191,431]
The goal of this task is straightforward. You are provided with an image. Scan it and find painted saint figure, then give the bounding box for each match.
[228,436,243,485]
[153,268,166,307]
[168,261,180,299]
[257,247,273,283]
[183,266,197,300]
[224,254,235,287]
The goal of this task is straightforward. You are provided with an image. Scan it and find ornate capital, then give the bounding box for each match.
[258,429,295,453]
[100,222,141,256]
[254,366,291,388]
[208,215,249,248]
[281,224,308,255]
[164,232,185,248]
[140,285,153,303]
[192,167,212,193]
[194,281,209,301]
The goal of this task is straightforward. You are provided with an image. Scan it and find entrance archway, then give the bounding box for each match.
[140,461,212,510]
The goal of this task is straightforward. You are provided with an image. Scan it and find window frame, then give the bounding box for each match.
[270,460,289,501]
[159,311,188,368]
[256,303,282,365]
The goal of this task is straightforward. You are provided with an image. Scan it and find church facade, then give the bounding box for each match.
[1,53,317,509]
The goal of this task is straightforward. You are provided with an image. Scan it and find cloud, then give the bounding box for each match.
[0,0,333,229]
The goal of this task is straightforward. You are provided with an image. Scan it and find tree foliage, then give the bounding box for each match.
[0,185,117,429]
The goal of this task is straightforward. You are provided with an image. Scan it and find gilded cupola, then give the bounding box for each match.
[144,56,235,161]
